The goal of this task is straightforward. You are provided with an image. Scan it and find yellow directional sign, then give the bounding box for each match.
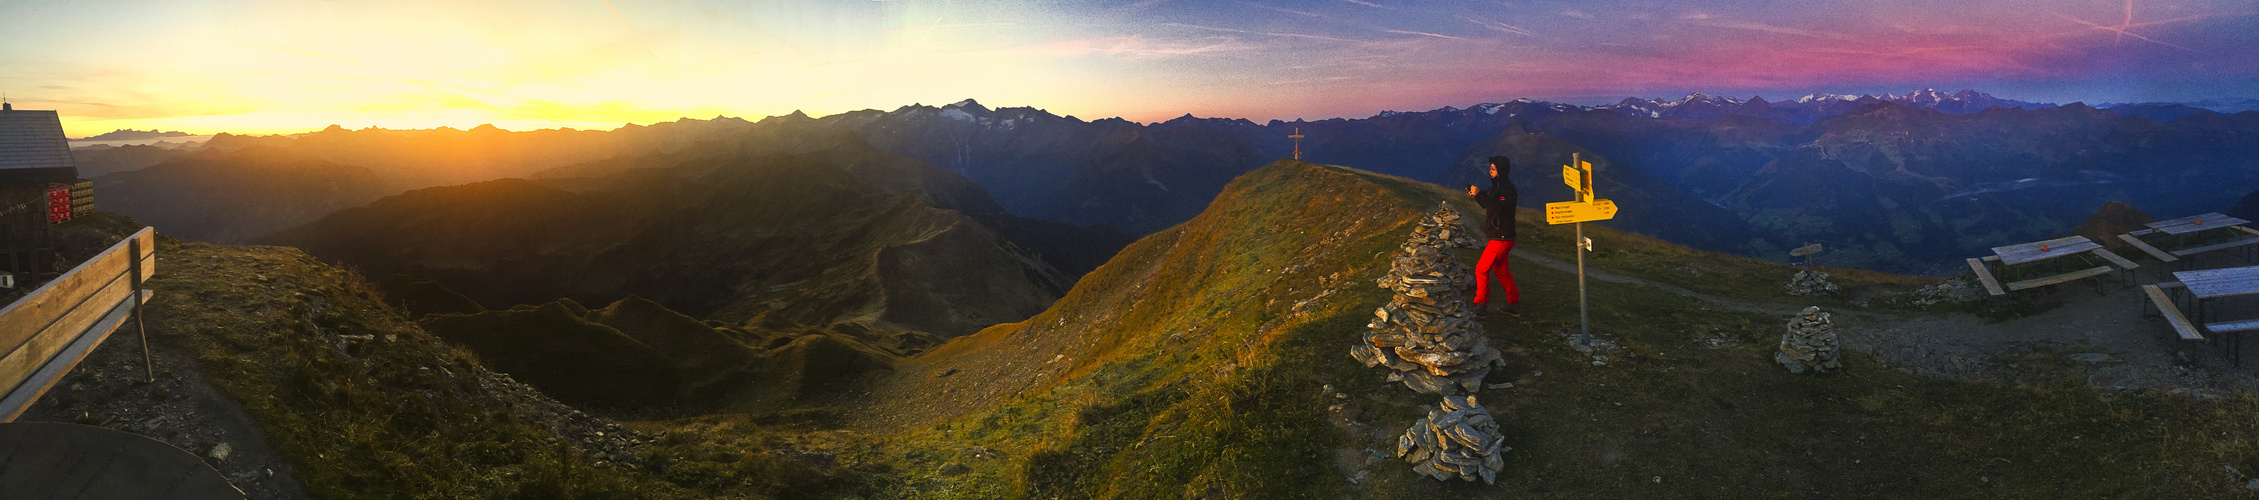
[1545,199,1618,225]
[1562,165,1583,191]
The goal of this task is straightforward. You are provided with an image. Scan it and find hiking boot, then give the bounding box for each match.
[1473,302,1490,317]
[1503,303,1523,317]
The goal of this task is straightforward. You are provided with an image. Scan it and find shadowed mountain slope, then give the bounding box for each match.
[268,140,1109,339]
[92,147,392,243]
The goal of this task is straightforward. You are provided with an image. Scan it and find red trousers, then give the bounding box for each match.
[1473,240,1519,305]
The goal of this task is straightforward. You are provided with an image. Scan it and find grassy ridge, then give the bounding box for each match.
[850,160,2259,498]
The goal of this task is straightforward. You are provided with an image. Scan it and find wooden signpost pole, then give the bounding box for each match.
[1545,154,1618,337]
[1574,154,1589,338]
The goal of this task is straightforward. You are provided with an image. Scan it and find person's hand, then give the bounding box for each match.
[1466,185,1479,196]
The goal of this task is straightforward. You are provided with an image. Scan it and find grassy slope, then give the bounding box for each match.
[144,241,694,498]
[836,160,2259,498]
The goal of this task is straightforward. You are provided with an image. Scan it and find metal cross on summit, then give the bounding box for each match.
[1289,127,1305,160]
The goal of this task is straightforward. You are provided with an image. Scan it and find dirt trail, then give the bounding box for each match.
[1513,247,2254,396]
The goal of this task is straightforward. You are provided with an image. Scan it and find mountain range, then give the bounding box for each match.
[77,88,2259,273]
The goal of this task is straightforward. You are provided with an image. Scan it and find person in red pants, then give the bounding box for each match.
[1467,155,1520,316]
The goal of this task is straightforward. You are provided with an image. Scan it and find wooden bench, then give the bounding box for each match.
[2004,265,2115,292]
[1967,257,2006,296]
[2170,236,2259,257]
[2206,319,2259,334]
[2091,248,2139,270]
[2142,284,2204,340]
[0,228,157,422]
[2118,232,2179,262]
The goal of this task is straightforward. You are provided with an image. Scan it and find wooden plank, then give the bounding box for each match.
[2004,265,2115,291]
[2144,284,2204,340]
[1968,258,2007,296]
[2091,248,2139,270]
[1982,255,2001,262]
[2234,226,2259,237]
[2129,229,2157,236]
[2205,319,2259,334]
[0,290,148,422]
[2158,281,2185,290]
[2170,236,2259,257]
[0,270,136,402]
[2118,233,2178,262]
[0,228,153,357]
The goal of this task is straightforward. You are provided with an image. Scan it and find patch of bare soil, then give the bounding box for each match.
[23,322,308,499]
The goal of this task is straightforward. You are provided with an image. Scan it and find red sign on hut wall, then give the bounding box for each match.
[45,183,71,224]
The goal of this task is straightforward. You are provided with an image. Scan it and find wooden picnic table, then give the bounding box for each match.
[2168,265,2259,366]
[1991,235,2102,265]
[2147,212,2251,235]
[1965,235,2134,296]
[2119,212,2259,267]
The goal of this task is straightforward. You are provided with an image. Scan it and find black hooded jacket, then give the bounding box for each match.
[1473,174,1517,240]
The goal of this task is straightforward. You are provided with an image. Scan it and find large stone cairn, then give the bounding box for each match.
[1785,270,1840,297]
[1351,203,1499,395]
[1774,306,1842,374]
[1396,395,1509,484]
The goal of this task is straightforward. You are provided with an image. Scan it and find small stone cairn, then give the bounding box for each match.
[1351,203,1499,395]
[1775,306,1842,374]
[1911,277,1982,306]
[1785,270,1840,297]
[1396,394,1508,484]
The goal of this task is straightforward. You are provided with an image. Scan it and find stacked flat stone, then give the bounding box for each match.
[1396,395,1508,484]
[1911,278,1982,306]
[1775,306,1842,374]
[1785,270,1841,297]
[1352,204,1500,395]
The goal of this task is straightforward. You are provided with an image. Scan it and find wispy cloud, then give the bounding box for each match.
[1464,17,1536,36]
[1385,29,1462,40]
[1342,0,1385,8]
[1243,2,1326,18]
[884,21,1017,33]
[1038,36,1251,58]
[2041,1,2204,53]
[1687,19,1856,42]
[1163,23,1370,43]
[1562,10,1592,19]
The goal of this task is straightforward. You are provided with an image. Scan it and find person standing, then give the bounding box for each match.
[1466,156,1520,316]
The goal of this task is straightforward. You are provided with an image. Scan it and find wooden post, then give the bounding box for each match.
[131,237,150,383]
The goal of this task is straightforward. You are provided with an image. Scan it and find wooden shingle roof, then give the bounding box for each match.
[0,109,77,171]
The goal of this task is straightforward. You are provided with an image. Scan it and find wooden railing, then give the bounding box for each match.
[0,227,155,422]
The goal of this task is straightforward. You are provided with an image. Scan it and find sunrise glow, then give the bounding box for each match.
[3,0,2254,137]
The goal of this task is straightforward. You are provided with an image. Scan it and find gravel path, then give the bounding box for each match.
[1514,247,2258,396]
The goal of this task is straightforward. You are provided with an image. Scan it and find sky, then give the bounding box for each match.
[2,0,2255,136]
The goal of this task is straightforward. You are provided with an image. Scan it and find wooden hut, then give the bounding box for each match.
[0,102,84,277]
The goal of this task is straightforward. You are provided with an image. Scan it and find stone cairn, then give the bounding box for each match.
[1785,270,1841,297]
[1396,394,1508,484]
[1911,277,1982,306]
[1351,203,1499,396]
[1775,306,1842,374]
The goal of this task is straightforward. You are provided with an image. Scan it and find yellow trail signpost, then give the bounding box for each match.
[1544,199,1617,225]
[1548,153,1616,338]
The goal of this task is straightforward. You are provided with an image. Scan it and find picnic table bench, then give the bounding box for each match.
[1966,235,2134,296]
[2118,213,2259,266]
[2166,265,2259,366]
